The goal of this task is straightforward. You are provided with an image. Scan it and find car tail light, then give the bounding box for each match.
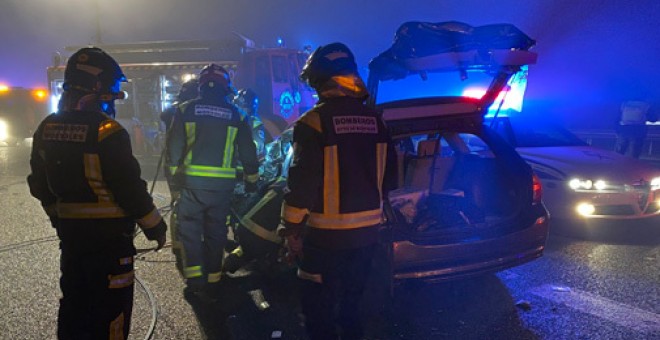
[532,173,543,204]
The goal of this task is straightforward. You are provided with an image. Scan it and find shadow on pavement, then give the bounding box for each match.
[363,273,539,340]
[184,264,307,340]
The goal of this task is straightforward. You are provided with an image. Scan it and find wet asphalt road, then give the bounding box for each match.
[1,144,658,339]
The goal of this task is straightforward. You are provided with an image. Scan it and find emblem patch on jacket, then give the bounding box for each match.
[333,116,378,134]
[42,123,88,142]
[195,105,232,119]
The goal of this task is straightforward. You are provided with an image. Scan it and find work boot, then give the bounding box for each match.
[222,252,248,273]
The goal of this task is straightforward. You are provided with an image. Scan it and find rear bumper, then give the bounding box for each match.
[391,216,549,281]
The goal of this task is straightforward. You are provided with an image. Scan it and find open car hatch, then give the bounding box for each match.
[367,21,537,121]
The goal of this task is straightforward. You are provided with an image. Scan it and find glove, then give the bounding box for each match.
[143,219,167,251]
[170,189,181,205]
[277,222,305,264]
[284,234,303,264]
[244,180,258,193]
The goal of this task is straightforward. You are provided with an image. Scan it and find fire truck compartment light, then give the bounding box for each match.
[182,74,195,83]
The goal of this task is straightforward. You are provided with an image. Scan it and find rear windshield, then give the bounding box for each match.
[375,70,493,105]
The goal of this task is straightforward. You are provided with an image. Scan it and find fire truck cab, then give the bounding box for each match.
[0,86,47,146]
[46,39,315,155]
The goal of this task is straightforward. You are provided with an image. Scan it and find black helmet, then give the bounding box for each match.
[63,47,127,116]
[199,63,231,92]
[63,47,126,96]
[177,78,199,102]
[300,42,358,89]
[235,88,259,113]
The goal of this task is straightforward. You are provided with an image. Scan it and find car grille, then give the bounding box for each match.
[594,205,635,216]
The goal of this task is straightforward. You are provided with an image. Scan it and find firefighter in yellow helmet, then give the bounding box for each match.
[279,42,397,340]
[166,64,259,298]
[27,47,167,339]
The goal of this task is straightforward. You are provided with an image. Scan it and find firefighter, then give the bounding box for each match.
[224,132,294,274]
[235,88,266,160]
[279,42,397,340]
[160,78,200,278]
[27,47,167,340]
[235,88,289,144]
[166,63,259,297]
[160,78,199,129]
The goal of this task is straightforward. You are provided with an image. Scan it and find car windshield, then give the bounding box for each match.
[489,117,587,147]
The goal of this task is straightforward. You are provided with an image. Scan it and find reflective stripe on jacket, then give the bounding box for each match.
[282,96,396,233]
[166,97,259,190]
[27,110,161,229]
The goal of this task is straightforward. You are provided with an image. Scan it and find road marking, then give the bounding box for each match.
[530,284,660,334]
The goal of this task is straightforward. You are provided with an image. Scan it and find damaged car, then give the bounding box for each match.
[228,22,550,287]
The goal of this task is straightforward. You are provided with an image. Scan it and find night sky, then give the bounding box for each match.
[1,0,658,128]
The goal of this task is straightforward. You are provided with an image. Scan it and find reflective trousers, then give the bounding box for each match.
[177,187,233,288]
[299,244,376,340]
[58,247,135,340]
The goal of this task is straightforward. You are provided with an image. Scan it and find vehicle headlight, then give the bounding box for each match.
[569,178,609,191]
[569,178,592,190]
[593,180,607,190]
[576,203,595,216]
[651,177,660,190]
[0,119,8,141]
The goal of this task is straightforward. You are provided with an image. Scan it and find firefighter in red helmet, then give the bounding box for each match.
[166,63,259,299]
[279,42,397,340]
[27,47,167,339]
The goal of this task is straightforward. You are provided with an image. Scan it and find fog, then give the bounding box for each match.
[1,0,658,128]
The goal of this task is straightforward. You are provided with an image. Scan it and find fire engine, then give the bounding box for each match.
[46,39,316,155]
[0,85,47,146]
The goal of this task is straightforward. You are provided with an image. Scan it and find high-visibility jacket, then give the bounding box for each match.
[281,96,397,249]
[27,110,164,248]
[166,96,259,190]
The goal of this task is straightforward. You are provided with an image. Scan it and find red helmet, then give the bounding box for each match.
[199,63,231,90]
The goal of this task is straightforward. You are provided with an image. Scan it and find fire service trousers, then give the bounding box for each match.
[58,247,135,340]
[177,187,233,288]
[299,244,376,340]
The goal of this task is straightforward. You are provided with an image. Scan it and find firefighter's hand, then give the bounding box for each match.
[284,235,303,263]
[170,190,181,205]
[144,219,168,251]
[154,233,167,251]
